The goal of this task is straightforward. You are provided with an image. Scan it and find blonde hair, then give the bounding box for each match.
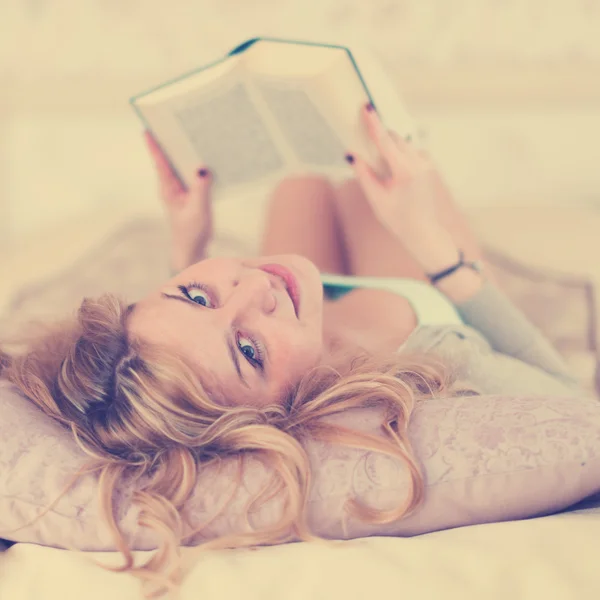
[0,293,466,598]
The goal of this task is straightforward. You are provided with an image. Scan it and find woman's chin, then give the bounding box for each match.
[252,253,324,314]
[289,253,321,277]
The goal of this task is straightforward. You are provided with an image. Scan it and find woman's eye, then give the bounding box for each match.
[238,335,256,360]
[237,334,264,367]
[179,285,214,308]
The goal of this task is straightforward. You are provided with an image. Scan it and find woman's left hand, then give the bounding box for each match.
[145,130,214,273]
[346,105,461,273]
[347,105,445,239]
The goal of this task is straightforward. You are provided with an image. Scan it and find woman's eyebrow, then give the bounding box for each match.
[160,292,250,388]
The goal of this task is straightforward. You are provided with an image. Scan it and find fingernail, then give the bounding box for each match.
[344,154,355,164]
[197,168,209,178]
[366,102,376,112]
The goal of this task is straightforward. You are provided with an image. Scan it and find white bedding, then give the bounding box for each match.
[1,507,599,600]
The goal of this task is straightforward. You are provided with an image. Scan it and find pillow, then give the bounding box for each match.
[2,380,600,551]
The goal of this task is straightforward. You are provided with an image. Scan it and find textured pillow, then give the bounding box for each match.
[1,380,600,551]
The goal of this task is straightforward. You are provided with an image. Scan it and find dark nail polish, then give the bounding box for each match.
[197,168,209,177]
[344,154,355,164]
[366,102,376,112]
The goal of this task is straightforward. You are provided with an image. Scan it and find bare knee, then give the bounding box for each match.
[270,174,335,204]
[335,177,357,196]
[332,177,381,239]
[334,177,364,205]
[261,174,348,274]
[332,177,427,280]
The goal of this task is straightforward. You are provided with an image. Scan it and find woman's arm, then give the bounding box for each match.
[346,106,580,389]
[455,277,580,387]
[400,209,584,391]
[144,131,213,274]
[398,225,579,387]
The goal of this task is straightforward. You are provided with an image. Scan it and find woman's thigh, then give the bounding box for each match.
[260,175,349,275]
[333,175,492,281]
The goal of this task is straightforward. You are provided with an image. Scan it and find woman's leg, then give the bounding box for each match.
[260,175,349,275]
[333,171,493,281]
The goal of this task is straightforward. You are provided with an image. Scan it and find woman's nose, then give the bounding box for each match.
[228,273,277,316]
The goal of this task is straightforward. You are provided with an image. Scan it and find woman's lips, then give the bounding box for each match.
[258,263,301,317]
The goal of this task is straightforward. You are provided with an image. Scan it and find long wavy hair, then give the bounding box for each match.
[0,293,467,598]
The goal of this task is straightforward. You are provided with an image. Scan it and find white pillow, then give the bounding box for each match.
[1,380,600,550]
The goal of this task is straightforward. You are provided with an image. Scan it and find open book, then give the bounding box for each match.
[130,38,417,200]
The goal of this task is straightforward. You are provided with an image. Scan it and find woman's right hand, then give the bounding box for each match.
[144,131,214,273]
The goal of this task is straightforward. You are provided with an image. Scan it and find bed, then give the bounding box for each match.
[1,201,600,599]
[1,506,600,600]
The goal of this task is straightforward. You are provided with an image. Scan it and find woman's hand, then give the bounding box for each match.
[346,105,461,274]
[145,130,214,273]
[348,105,439,235]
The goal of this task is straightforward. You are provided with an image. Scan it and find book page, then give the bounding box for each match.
[134,55,240,104]
[244,41,417,177]
[256,78,346,167]
[170,80,286,186]
[243,42,383,173]
[243,40,343,77]
[304,47,417,176]
[348,46,417,141]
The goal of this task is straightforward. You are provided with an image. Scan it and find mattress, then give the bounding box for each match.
[1,504,599,600]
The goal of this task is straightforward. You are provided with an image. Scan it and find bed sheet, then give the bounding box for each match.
[1,507,599,600]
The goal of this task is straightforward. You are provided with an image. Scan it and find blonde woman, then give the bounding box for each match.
[0,105,579,596]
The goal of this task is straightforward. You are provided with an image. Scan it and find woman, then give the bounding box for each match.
[0,105,579,595]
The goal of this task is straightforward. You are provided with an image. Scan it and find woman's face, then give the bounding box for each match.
[129,254,325,407]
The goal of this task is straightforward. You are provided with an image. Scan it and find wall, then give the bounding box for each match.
[1,0,600,249]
